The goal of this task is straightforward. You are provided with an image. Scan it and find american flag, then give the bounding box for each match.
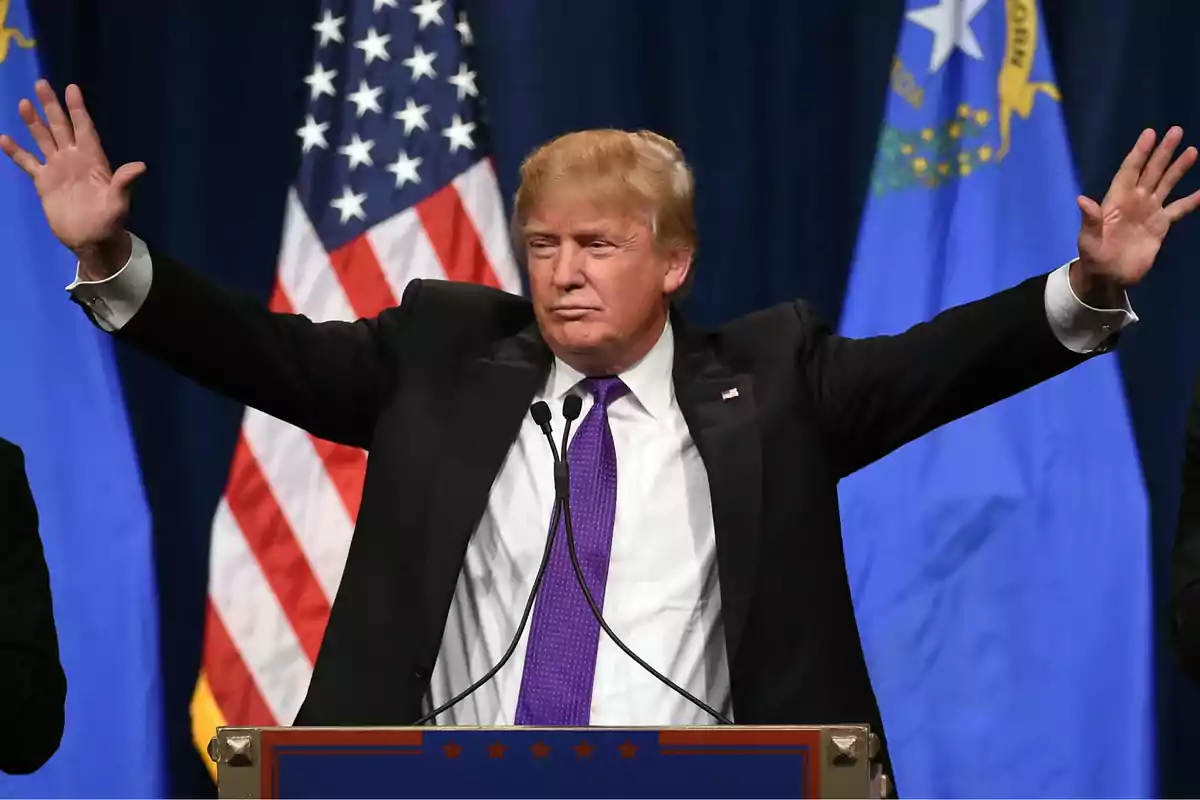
[188,0,521,776]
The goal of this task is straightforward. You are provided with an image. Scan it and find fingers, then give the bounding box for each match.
[1112,128,1157,194]
[64,84,98,152]
[1155,145,1197,202]
[17,96,56,158]
[34,79,74,149]
[0,134,42,176]
[1076,195,1103,223]
[1138,126,1182,191]
[1164,189,1200,224]
[9,81,106,171]
[111,161,146,192]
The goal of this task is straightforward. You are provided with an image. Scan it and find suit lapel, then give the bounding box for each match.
[672,318,763,667]
[419,325,551,664]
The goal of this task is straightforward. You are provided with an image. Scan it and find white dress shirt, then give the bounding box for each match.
[69,234,1137,726]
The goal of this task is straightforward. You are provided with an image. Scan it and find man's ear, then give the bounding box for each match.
[662,248,694,295]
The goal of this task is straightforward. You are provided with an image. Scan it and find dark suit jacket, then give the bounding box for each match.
[98,250,1100,782]
[0,437,66,774]
[1172,371,1200,681]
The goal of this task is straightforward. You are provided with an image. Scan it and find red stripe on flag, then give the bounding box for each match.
[267,280,367,521]
[416,184,500,288]
[202,600,277,726]
[226,434,330,663]
[309,438,366,520]
[267,279,293,315]
[327,234,398,318]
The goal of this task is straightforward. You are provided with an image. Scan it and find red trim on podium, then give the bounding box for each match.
[659,728,821,746]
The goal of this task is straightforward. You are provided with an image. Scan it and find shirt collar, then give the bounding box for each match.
[542,320,676,420]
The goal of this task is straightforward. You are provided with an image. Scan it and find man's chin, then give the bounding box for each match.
[545,324,617,362]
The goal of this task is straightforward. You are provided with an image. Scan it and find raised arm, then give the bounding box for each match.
[801,270,1094,477]
[1,81,407,447]
[803,127,1198,477]
[95,240,410,447]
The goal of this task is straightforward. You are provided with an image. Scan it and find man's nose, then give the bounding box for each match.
[551,248,585,288]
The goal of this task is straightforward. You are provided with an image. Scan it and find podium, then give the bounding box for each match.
[208,725,888,798]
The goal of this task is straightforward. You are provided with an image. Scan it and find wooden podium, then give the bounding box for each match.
[207,725,888,798]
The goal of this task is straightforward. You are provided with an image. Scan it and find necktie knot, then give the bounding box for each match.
[583,376,629,408]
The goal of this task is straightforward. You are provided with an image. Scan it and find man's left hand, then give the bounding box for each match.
[1072,126,1199,299]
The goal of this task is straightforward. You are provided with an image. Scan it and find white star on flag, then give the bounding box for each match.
[312,10,345,46]
[296,114,330,152]
[386,151,423,187]
[338,133,375,169]
[455,12,473,45]
[330,185,367,223]
[442,114,475,153]
[448,63,478,100]
[304,63,338,100]
[403,44,437,81]
[393,97,431,135]
[354,27,392,65]
[907,0,989,73]
[412,0,445,29]
[347,80,383,117]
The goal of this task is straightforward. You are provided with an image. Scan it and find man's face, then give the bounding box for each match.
[523,196,690,373]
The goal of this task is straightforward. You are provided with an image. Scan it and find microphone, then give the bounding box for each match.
[552,396,732,725]
[530,398,553,435]
[411,401,564,725]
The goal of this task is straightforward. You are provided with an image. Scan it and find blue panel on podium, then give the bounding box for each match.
[259,728,819,798]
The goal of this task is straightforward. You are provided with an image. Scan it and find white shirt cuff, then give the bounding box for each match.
[65,233,153,332]
[1044,260,1137,354]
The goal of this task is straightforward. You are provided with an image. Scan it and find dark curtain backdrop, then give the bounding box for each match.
[24,0,1200,796]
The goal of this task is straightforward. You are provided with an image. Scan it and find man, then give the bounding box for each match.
[0,436,66,774]
[2,79,1197,782]
[1173,371,1200,681]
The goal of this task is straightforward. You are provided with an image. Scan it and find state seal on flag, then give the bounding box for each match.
[872,0,1059,196]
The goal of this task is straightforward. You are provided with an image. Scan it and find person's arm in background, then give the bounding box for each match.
[1172,370,1200,681]
[0,439,65,774]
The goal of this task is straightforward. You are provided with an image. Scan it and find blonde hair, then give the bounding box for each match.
[511,129,697,263]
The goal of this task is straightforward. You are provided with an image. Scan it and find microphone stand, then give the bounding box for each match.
[410,402,565,725]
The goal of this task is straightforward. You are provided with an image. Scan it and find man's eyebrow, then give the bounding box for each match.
[523,226,624,238]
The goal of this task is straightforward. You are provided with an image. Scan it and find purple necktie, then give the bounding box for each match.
[514,376,629,725]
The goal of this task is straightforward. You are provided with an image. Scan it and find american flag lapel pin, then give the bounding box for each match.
[721,388,739,401]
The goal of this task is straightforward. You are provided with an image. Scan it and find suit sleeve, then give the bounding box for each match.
[73,240,419,450]
[1171,370,1200,682]
[798,272,1102,478]
[0,443,66,774]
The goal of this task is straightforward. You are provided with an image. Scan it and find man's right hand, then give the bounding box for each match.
[0,80,144,280]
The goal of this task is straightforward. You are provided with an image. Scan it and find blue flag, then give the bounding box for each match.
[0,2,164,797]
[837,0,1152,796]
